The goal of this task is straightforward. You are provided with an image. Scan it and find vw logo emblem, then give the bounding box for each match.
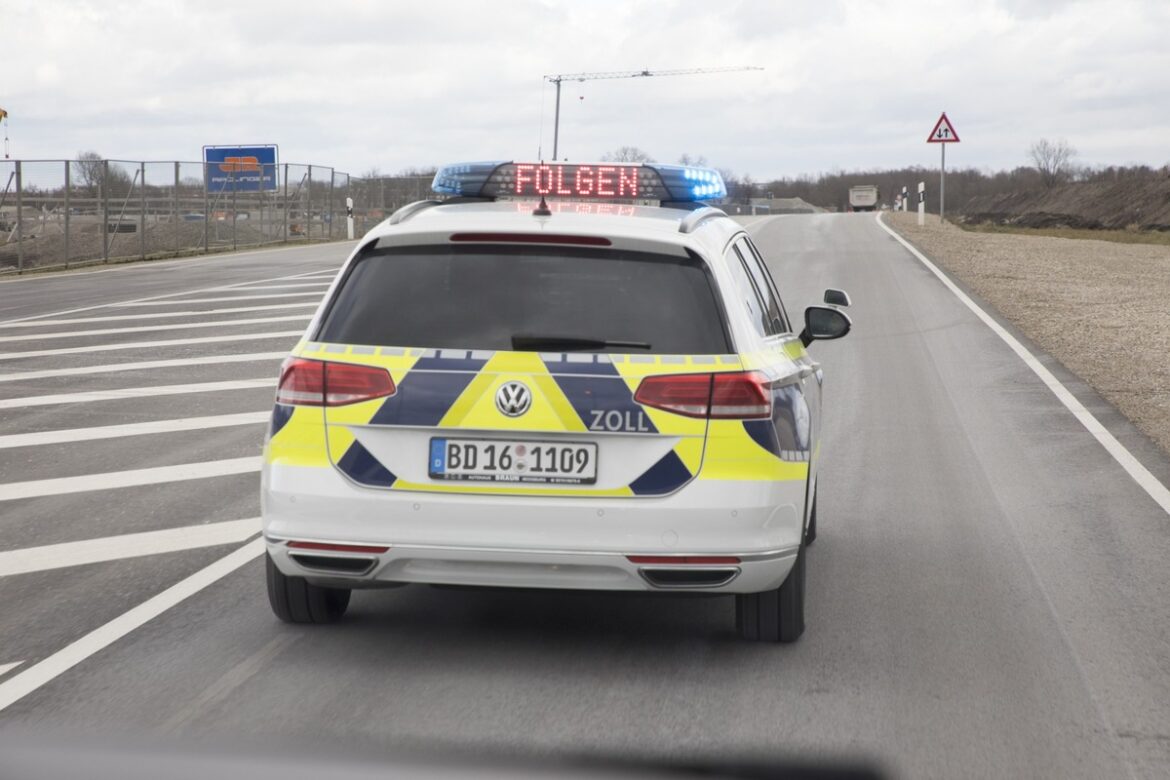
[495,381,532,417]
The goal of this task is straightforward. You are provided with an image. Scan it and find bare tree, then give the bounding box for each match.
[677,153,708,166]
[74,151,105,193]
[73,151,133,198]
[600,146,655,163]
[1029,138,1077,188]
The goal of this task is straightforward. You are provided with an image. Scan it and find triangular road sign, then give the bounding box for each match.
[927,112,960,143]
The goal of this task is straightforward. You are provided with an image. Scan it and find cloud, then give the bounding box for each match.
[3,0,1167,177]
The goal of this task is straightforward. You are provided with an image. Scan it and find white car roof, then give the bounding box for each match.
[361,199,742,254]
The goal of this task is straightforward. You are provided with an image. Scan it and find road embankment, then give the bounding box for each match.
[885,211,1170,457]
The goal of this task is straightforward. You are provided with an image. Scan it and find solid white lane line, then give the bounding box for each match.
[0,380,274,410]
[0,412,270,449]
[0,351,288,383]
[0,538,265,713]
[0,261,341,325]
[0,662,23,678]
[0,302,318,327]
[0,315,311,344]
[118,292,322,306]
[0,518,260,577]
[0,330,304,361]
[876,213,1170,518]
[0,457,259,502]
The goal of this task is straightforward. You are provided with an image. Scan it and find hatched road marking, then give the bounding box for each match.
[0,264,339,325]
[0,302,318,327]
[0,457,260,501]
[220,282,330,290]
[0,352,288,383]
[0,381,273,409]
[0,411,269,449]
[0,330,305,361]
[118,292,323,306]
[0,538,265,714]
[0,663,23,678]
[0,315,312,343]
[0,518,260,577]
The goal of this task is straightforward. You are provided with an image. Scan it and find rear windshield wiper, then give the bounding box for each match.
[511,334,652,352]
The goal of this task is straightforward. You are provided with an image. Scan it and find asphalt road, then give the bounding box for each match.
[1,215,1169,779]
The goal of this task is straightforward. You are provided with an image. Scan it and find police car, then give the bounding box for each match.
[262,161,851,642]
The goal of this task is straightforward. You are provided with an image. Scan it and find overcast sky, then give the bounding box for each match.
[3,0,1168,180]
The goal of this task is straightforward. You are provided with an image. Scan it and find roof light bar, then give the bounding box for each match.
[431,161,727,202]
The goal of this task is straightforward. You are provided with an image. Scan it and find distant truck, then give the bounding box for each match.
[848,185,880,212]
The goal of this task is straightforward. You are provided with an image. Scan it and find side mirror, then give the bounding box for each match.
[800,306,852,347]
[823,288,851,307]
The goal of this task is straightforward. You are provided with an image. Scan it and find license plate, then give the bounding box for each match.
[429,438,598,485]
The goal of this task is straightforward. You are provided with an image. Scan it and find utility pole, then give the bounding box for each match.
[543,66,763,160]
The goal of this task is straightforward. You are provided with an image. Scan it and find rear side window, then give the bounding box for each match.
[317,244,731,354]
[723,245,771,337]
[735,238,789,334]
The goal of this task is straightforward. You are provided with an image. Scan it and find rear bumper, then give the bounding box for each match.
[262,463,806,594]
[266,538,798,593]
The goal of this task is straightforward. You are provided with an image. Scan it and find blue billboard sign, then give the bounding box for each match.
[203,145,278,192]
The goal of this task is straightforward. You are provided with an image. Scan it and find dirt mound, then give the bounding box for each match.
[961,173,1170,232]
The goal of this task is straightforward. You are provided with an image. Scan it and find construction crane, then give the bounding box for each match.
[542,66,763,160]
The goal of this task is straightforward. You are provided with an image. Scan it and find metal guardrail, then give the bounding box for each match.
[0,159,434,274]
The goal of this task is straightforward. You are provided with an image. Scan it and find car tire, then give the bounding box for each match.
[805,488,818,546]
[735,544,806,643]
[266,554,351,624]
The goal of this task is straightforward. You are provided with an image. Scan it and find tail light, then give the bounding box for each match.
[634,371,771,420]
[710,372,772,418]
[276,358,396,407]
[632,373,711,417]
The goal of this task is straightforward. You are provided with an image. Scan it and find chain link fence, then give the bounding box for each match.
[0,158,436,274]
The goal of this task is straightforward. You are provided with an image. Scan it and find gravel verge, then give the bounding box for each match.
[885,211,1170,457]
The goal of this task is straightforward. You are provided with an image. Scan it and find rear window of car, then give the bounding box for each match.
[316,244,731,354]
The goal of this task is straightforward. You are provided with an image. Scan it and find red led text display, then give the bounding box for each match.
[513,164,639,199]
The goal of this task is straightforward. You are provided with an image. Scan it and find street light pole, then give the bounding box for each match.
[552,78,562,160]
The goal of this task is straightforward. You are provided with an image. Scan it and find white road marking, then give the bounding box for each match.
[0,238,347,288]
[0,330,304,361]
[0,379,274,410]
[0,518,260,577]
[0,538,265,714]
[117,292,323,306]
[0,351,288,383]
[0,302,318,327]
[0,411,269,449]
[0,662,23,678]
[0,315,311,344]
[876,213,1170,518]
[222,282,330,290]
[0,457,260,502]
[0,264,339,325]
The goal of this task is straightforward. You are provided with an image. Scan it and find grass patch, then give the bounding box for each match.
[954,221,1170,247]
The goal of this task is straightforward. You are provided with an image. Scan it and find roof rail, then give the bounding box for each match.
[678,206,728,234]
[387,196,496,226]
[387,200,443,225]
